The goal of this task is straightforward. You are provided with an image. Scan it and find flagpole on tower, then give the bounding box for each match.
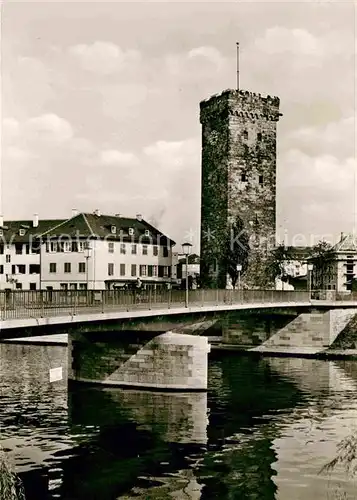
[236,42,240,90]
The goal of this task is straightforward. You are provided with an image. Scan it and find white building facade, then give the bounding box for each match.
[0,212,176,291]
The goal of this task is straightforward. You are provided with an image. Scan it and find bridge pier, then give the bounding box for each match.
[68,331,211,391]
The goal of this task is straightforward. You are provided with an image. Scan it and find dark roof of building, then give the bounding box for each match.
[285,246,312,259]
[333,233,357,253]
[0,219,65,244]
[40,213,176,246]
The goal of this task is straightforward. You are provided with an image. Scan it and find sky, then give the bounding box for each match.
[1,1,356,251]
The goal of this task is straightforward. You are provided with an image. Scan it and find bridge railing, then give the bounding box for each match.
[0,289,356,321]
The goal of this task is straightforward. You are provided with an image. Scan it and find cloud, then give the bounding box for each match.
[2,56,56,117]
[278,150,355,238]
[99,149,139,166]
[69,41,141,75]
[143,138,199,170]
[166,46,226,78]
[254,26,324,57]
[286,117,354,159]
[24,114,74,143]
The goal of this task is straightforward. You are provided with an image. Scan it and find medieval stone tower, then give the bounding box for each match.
[200,89,282,288]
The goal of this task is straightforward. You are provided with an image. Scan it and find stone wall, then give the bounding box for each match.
[68,332,210,390]
[200,89,281,288]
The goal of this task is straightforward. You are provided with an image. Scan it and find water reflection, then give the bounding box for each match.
[0,341,356,499]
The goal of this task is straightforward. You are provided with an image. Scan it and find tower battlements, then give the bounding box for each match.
[200,89,281,124]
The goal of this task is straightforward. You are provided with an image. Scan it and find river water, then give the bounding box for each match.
[0,342,356,499]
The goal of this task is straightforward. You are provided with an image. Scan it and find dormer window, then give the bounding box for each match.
[111,225,116,234]
[129,228,134,235]
[145,230,150,237]
[19,229,26,236]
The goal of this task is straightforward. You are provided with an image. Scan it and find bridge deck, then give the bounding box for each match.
[1,298,357,333]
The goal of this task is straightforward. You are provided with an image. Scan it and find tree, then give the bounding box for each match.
[308,241,336,290]
[265,243,295,287]
[225,216,250,289]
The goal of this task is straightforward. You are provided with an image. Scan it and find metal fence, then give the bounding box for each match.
[0,289,356,321]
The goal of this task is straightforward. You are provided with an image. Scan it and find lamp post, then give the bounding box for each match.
[182,242,192,308]
[84,243,92,291]
[307,263,313,299]
[236,264,242,290]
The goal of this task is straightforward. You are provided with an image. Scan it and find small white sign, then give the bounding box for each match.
[49,367,63,383]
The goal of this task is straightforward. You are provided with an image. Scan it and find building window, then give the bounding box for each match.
[163,247,169,258]
[15,243,23,255]
[145,230,150,236]
[131,244,137,255]
[29,264,40,274]
[17,265,26,274]
[153,265,158,277]
[120,243,126,255]
[148,265,153,277]
[108,242,114,253]
[29,283,36,291]
[19,229,26,237]
[243,130,248,140]
[70,283,77,290]
[49,263,57,273]
[108,263,114,276]
[24,244,30,254]
[131,264,136,277]
[129,227,134,235]
[142,245,148,256]
[140,265,147,277]
[120,263,126,276]
[259,175,264,185]
[60,283,68,290]
[241,173,247,182]
[163,266,169,278]
[78,262,86,273]
[6,255,10,263]
[64,263,71,273]
[79,283,87,290]
[153,246,158,256]
[16,283,22,290]
[111,225,116,234]
[257,132,262,141]
[0,245,3,254]
[0,265,3,274]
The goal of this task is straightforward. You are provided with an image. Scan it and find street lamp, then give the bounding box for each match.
[84,243,92,290]
[307,263,314,298]
[236,264,242,290]
[182,242,192,308]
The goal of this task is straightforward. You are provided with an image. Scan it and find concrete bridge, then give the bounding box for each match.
[1,289,357,391]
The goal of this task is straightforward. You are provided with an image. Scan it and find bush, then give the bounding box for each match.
[0,451,26,500]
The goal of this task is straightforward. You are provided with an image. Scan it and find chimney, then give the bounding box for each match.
[33,214,39,228]
[94,209,101,217]
[72,208,79,218]
[136,213,143,222]
[0,215,3,227]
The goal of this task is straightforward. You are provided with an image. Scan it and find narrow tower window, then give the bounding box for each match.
[243,130,248,140]
[241,173,247,182]
[259,175,264,185]
[257,132,262,141]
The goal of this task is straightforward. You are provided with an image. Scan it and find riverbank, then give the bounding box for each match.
[210,343,357,360]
